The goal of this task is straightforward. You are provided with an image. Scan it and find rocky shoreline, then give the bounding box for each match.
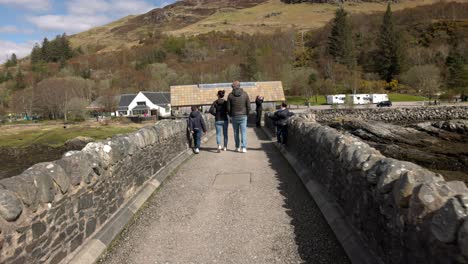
[330,119,468,184]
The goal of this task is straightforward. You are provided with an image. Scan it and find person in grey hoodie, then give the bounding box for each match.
[226,80,251,153]
[188,106,206,154]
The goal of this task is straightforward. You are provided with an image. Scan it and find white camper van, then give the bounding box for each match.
[326,94,346,104]
[349,94,371,105]
[370,94,389,104]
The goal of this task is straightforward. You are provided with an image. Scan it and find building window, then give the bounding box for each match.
[137,102,146,106]
[132,110,148,116]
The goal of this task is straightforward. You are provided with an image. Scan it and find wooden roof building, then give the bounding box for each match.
[170,81,285,107]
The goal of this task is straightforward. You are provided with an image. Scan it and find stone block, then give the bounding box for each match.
[70,234,83,252]
[431,197,467,243]
[78,193,93,210]
[32,221,47,239]
[85,218,97,238]
[49,250,67,264]
[0,189,22,221]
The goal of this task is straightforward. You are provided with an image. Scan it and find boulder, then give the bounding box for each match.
[393,169,443,208]
[431,197,467,243]
[375,158,421,194]
[57,151,93,186]
[82,142,113,169]
[35,162,70,194]
[22,163,56,203]
[0,189,22,221]
[408,183,453,224]
[0,172,38,208]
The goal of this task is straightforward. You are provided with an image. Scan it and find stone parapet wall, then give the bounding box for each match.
[271,113,468,263]
[0,116,214,264]
[312,105,468,123]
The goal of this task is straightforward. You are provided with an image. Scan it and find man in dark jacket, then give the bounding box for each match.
[255,95,264,127]
[227,81,251,153]
[188,106,206,154]
[270,102,294,145]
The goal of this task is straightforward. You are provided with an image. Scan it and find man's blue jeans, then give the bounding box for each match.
[231,115,247,149]
[193,129,202,149]
[215,120,228,147]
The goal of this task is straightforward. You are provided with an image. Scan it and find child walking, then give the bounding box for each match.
[188,106,206,154]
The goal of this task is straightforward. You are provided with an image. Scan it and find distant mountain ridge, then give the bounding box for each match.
[69,0,442,54]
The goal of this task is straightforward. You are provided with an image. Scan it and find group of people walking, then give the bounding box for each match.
[188,81,294,154]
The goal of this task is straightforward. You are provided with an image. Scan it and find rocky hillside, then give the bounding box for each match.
[69,0,441,53]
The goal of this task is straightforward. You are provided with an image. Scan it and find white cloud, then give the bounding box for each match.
[0,25,34,34]
[0,40,35,63]
[28,14,111,33]
[0,26,19,33]
[0,0,51,11]
[27,0,158,34]
[67,0,155,16]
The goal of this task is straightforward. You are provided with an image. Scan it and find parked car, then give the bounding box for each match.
[377,100,392,107]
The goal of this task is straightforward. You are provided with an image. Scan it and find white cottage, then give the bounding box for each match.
[116,92,171,118]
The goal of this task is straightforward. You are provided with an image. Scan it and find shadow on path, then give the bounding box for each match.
[254,127,350,264]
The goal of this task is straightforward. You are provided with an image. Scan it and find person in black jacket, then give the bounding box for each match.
[255,95,264,127]
[227,81,251,153]
[209,90,228,152]
[270,102,294,145]
[188,106,206,154]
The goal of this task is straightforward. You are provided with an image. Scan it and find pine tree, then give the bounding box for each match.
[31,43,42,64]
[10,53,17,66]
[5,71,13,81]
[240,52,259,81]
[446,49,468,89]
[375,3,404,82]
[327,7,355,68]
[41,38,51,62]
[15,68,26,90]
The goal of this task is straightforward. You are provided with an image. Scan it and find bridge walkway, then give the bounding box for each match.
[99,127,350,264]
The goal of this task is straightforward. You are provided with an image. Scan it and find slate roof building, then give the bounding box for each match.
[116,92,171,117]
[170,81,285,107]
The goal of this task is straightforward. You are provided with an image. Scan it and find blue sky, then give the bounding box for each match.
[0,0,176,62]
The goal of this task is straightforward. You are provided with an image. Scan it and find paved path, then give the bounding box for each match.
[99,127,350,264]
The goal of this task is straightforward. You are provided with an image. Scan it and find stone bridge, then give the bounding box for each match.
[0,106,467,264]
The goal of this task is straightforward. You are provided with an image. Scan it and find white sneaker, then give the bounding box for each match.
[242,148,247,153]
[217,145,222,153]
[235,148,241,152]
[223,147,227,151]
[195,148,200,154]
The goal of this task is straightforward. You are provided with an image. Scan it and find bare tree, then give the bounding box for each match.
[11,87,34,116]
[34,77,95,120]
[401,64,441,100]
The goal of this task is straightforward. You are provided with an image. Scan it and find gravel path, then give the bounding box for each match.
[98,127,350,264]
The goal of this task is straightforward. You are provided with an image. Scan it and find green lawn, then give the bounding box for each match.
[0,124,144,147]
[388,94,427,102]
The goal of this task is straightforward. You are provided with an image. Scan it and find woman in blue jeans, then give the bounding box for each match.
[209,90,229,152]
